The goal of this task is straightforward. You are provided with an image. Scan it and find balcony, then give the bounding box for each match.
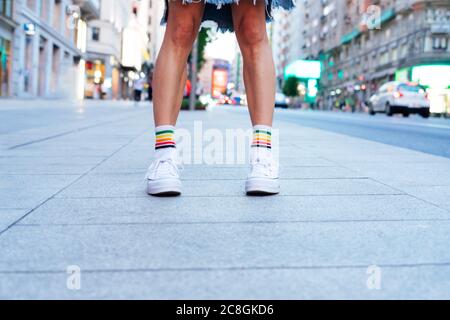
[72,0,100,20]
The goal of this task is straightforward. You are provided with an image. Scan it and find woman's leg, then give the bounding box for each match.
[153,1,205,126]
[232,0,276,126]
[232,1,280,195]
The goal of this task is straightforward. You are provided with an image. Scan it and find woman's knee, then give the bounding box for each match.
[168,17,198,48]
[235,14,267,48]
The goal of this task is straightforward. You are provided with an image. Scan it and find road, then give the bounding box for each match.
[273,110,450,159]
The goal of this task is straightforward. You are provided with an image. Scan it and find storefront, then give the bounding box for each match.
[1,0,14,97]
[284,59,322,104]
[84,59,105,99]
[395,64,450,115]
[0,36,11,97]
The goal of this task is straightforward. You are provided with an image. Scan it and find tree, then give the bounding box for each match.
[282,76,300,97]
[189,28,214,72]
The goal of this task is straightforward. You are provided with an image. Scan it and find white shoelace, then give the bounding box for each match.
[146,158,183,180]
[250,156,278,177]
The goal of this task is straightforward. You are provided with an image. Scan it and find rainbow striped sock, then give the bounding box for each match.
[155,125,176,150]
[252,125,272,149]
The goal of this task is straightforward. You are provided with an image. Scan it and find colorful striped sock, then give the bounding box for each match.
[155,125,176,150]
[252,125,272,150]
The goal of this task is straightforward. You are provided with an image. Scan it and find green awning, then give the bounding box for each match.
[380,8,395,24]
[341,29,360,45]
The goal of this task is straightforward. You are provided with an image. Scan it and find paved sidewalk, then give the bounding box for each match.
[1,100,450,299]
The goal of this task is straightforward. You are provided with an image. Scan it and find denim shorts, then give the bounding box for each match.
[162,0,295,32]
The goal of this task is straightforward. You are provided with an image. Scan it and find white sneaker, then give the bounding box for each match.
[246,148,280,195]
[146,148,182,196]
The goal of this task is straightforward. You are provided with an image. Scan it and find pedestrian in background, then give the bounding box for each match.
[146,0,295,196]
[133,77,145,105]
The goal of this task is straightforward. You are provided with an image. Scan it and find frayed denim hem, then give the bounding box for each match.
[161,0,296,33]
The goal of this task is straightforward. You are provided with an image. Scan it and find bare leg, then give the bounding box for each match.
[153,1,205,126]
[232,0,276,126]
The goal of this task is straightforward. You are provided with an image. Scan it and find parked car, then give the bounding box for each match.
[275,92,289,109]
[369,82,430,118]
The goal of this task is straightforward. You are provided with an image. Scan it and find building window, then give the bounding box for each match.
[0,0,12,17]
[433,36,448,51]
[27,0,35,11]
[92,27,100,41]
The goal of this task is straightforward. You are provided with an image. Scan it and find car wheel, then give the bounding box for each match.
[402,112,410,117]
[386,103,393,116]
[420,109,430,119]
[369,105,376,116]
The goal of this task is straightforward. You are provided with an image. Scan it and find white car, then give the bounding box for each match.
[369,82,430,118]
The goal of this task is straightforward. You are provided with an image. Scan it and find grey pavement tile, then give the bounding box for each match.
[1,265,450,299]
[0,221,449,272]
[346,162,450,187]
[5,147,118,158]
[0,156,104,166]
[18,194,449,226]
[0,164,96,175]
[0,175,78,209]
[54,173,399,198]
[0,154,103,175]
[0,175,79,190]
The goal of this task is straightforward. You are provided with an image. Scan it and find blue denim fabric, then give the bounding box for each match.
[162,0,295,32]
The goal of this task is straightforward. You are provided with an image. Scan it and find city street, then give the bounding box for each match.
[278,110,450,158]
[1,100,450,299]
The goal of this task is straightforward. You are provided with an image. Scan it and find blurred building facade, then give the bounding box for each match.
[271,5,304,90]
[2,0,96,98]
[0,0,16,97]
[0,0,163,100]
[147,0,165,62]
[291,0,450,112]
[85,0,158,100]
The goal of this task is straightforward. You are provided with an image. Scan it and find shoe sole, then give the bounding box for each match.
[147,178,182,197]
[246,178,280,196]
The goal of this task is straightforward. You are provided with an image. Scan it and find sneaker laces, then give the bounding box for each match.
[146,158,183,180]
[250,155,278,177]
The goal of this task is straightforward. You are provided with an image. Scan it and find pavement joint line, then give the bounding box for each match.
[0,129,149,237]
[360,176,450,214]
[7,111,147,150]
[0,155,106,159]
[2,174,83,176]
[177,177,371,181]
[58,177,370,181]
[2,262,450,275]
[302,150,450,214]
[54,193,407,199]
[14,218,450,228]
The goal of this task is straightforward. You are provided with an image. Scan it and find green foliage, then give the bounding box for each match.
[181,98,207,111]
[197,28,213,71]
[283,77,300,97]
